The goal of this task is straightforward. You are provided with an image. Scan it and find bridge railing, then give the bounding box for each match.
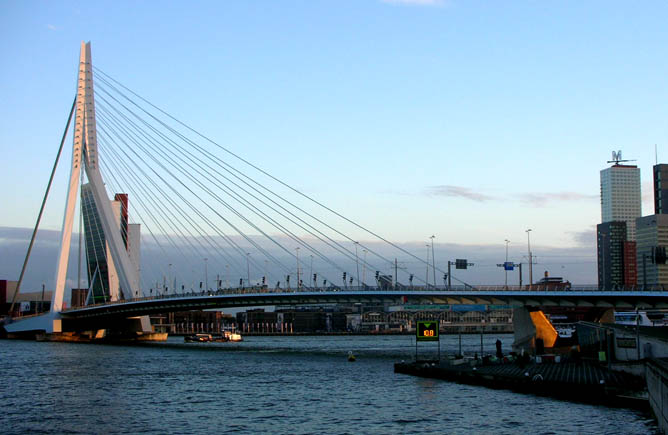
[60,283,668,312]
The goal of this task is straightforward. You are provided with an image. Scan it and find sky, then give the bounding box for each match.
[1,0,667,287]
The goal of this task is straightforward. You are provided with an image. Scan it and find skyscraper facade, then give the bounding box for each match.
[636,214,668,286]
[596,221,627,288]
[81,184,111,303]
[82,185,140,303]
[600,164,642,240]
[654,164,668,214]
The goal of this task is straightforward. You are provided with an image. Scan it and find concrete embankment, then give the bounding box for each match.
[647,358,668,433]
[395,359,647,409]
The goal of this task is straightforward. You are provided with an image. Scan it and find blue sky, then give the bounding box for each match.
[1,0,667,284]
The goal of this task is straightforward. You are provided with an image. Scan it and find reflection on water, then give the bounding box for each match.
[0,335,658,434]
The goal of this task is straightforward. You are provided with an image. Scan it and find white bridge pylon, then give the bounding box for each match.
[51,41,139,313]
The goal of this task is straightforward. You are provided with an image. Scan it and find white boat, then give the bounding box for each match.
[224,330,243,342]
[614,311,667,327]
[555,326,575,338]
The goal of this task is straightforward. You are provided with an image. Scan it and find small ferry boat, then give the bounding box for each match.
[184,333,213,342]
[224,330,243,342]
[184,331,243,342]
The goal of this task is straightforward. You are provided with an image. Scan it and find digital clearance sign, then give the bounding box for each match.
[416,321,439,341]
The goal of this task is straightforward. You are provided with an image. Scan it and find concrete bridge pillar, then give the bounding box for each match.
[512,307,558,353]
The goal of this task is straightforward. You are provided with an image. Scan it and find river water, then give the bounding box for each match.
[0,334,658,434]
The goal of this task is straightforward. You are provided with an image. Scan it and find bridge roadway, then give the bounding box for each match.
[62,286,668,320]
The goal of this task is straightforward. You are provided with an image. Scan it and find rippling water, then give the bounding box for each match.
[0,334,658,434]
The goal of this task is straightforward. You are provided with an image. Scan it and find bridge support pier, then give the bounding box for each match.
[1,313,164,342]
[512,307,558,354]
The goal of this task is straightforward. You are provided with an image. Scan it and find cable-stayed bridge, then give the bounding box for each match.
[3,42,667,341]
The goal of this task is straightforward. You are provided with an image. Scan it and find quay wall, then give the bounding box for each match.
[647,359,668,434]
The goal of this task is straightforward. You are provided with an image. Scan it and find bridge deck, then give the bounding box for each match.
[59,288,668,320]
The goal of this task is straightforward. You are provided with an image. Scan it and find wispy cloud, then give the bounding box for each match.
[424,186,597,207]
[380,0,446,6]
[47,24,58,31]
[568,226,597,248]
[515,192,597,207]
[425,185,493,202]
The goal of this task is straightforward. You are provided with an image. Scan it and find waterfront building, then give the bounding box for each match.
[598,158,641,287]
[600,163,641,240]
[81,185,141,302]
[0,280,51,315]
[164,311,236,334]
[0,279,17,314]
[623,241,638,285]
[636,214,668,286]
[654,164,668,214]
[70,288,89,308]
[596,221,628,288]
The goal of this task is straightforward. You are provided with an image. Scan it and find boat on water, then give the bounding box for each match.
[184,333,213,342]
[184,331,243,343]
[615,311,667,327]
[555,325,575,338]
[224,330,243,342]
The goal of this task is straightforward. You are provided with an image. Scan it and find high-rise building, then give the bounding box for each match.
[623,241,638,286]
[81,184,111,303]
[596,221,627,288]
[654,164,668,214]
[82,185,140,303]
[636,214,668,286]
[600,163,642,240]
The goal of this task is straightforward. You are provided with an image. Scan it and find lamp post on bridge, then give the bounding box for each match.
[599,232,606,290]
[425,244,430,288]
[430,235,436,289]
[504,239,510,287]
[168,263,172,295]
[362,249,367,287]
[354,242,360,290]
[295,247,301,289]
[526,229,533,285]
[204,258,208,291]
[246,253,251,287]
[310,255,314,288]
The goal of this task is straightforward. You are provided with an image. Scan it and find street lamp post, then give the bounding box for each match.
[354,242,360,290]
[504,239,510,287]
[295,247,301,289]
[246,253,251,287]
[204,258,208,291]
[526,229,533,285]
[362,249,367,286]
[599,232,606,290]
[425,244,431,288]
[430,235,436,289]
[168,263,172,295]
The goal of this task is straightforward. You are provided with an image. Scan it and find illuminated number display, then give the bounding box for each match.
[416,321,439,341]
